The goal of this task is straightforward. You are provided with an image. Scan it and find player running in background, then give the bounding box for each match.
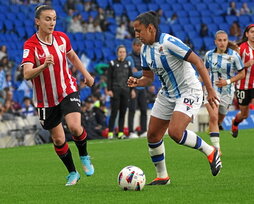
[21,5,94,186]
[128,11,222,185]
[232,24,254,138]
[204,30,245,154]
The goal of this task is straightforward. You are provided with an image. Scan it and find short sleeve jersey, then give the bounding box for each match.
[141,32,200,99]
[204,48,243,95]
[21,31,78,108]
[236,41,254,90]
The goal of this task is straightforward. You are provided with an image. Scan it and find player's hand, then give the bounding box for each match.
[206,88,220,109]
[84,76,94,87]
[215,78,226,88]
[127,76,138,87]
[43,54,54,68]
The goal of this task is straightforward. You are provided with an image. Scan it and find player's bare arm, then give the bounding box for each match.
[67,50,94,87]
[127,70,154,87]
[23,54,54,80]
[215,69,245,88]
[187,51,219,108]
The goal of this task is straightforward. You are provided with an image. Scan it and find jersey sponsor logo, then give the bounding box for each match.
[70,97,80,102]
[23,49,29,58]
[183,98,194,109]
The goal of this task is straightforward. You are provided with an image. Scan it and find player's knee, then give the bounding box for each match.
[68,125,81,136]
[168,128,182,143]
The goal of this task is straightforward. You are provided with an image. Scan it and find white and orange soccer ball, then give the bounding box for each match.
[117,166,146,191]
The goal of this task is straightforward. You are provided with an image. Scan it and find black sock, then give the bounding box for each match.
[54,143,76,173]
[74,139,88,156]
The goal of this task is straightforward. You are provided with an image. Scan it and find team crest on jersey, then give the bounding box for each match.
[38,53,46,59]
[59,44,65,53]
[159,46,164,54]
[227,56,233,62]
[23,49,29,58]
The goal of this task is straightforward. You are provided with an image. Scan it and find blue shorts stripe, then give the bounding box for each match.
[148,140,163,148]
[194,136,202,149]
[151,153,164,162]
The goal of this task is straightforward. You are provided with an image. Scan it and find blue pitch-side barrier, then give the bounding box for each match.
[222,110,254,131]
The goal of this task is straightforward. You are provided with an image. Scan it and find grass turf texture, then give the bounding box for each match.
[0,129,253,204]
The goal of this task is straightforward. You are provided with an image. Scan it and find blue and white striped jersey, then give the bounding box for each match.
[204,48,244,95]
[141,32,201,99]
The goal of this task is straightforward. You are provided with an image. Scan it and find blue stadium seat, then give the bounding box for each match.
[127,11,138,21]
[175,31,186,41]
[171,24,182,34]
[171,4,183,12]
[238,15,250,26]
[225,16,238,25]
[183,25,194,33]
[124,4,136,12]
[178,17,189,26]
[96,0,109,9]
[188,10,200,17]
[187,31,198,39]
[201,17,212,24]
[189,17,201,25]
[136,4,147,14]
[147,3,159,11]
[159,23,170,33]
[208,24,218,36]
[191,37,203,51]
[218,23,230,32]
[183,3,194,11]
[112,4,124,16]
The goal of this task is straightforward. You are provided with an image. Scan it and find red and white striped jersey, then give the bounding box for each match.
[21,31,78,108]
[236,41,254,90]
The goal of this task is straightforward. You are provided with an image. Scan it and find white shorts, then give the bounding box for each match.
[204,90,234,109]
[151,88,203,120]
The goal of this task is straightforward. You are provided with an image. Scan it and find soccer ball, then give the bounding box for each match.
[117,166,146,191]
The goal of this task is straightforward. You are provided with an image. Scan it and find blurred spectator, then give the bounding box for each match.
[0,45,7,61]
[0,64,6,90]
[20,97,36,117]
[229,21,241,40]
[64,0,79,13]
[116,22,131,39]
[4,89,21,112]
[227,1,240,16]
[240,3,252,15]
[156,8,166,24]
[0,56,13,74]
[167,13,178,25]
[200,23,208,37]
[80,97,106,140]
[68,13,83,33]
[95,7,109,32]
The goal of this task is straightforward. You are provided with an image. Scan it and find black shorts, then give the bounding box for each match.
[235,89,254,106]
[37,92,81,130]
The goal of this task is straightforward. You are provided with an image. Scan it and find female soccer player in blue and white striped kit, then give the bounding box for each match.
[128,11,222,185]
[204,30,245,154]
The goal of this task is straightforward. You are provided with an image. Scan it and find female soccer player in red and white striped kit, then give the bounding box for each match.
[21,5,94,186]
[232,24,254,138]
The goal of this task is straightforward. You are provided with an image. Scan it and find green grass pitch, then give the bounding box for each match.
[0,129,254,204]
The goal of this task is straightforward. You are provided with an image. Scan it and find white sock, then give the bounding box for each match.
[148,140,168,178]
[210,132,220,149]
[179,130,214,156]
